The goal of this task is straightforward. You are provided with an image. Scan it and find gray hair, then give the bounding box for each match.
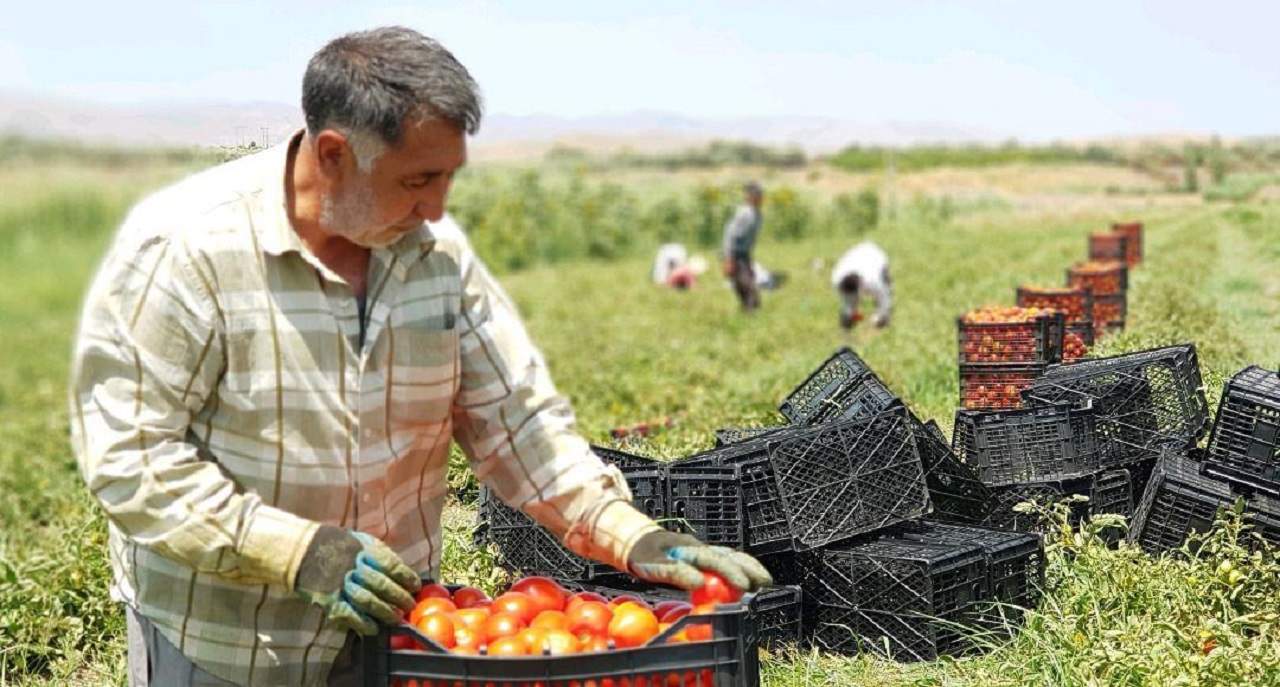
[302,26,483,169]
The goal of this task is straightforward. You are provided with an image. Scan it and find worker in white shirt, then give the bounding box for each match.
[831,241,892,329]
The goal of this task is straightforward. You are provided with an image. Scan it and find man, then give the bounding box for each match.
[831,241,893,329]
[69,27,769,686]
[721,182,763,311]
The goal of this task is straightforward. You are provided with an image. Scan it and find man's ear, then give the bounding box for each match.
[313,130,351,178]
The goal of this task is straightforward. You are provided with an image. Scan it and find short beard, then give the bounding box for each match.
[319,175,399,249]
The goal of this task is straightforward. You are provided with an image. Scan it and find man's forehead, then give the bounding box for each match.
[387,118,466,168]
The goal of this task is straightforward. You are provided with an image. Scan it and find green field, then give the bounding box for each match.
[2,148,1279,686]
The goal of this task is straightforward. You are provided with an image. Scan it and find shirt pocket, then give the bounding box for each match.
[385,304,460,429]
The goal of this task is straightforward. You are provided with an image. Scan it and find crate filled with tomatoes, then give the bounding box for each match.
[368,574,761,686]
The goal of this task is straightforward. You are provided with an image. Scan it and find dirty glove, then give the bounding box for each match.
[294,526,421,636]
[627,530,773,593]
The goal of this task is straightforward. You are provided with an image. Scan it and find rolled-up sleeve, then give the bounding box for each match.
[449,233,660,571]
[69,231,318,590]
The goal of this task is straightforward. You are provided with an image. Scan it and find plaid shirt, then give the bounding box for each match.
[68,133,660,686]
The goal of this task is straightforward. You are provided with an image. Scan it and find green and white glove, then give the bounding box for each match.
[627,530,773,592]
[294,526,421,636]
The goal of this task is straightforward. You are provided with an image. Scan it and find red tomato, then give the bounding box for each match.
[607,604,660,648]
[652,600,686,618]
[492,592,539,625]
[389,633,422,651]
[608,594,651,611]
[565,591,610,615]
[452,586,491,609]
[416,583,452,603]
[566,600,613,637]
[689,572,741,606]
[415,613,456,650]
[482,611,526,640]
[510,576,568,614]
[657,603,692,623]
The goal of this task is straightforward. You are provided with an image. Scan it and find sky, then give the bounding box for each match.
[2,1,1278,141]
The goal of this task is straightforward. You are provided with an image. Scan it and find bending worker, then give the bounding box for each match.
[69,26,770,687]
[831,240,893,329]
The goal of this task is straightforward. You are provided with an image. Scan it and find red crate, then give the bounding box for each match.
[1016,285,1094,325]
[957,307,1064,364]
[959,363,1047,410]
[1089,233,1128,263]
[1067,261,1127,296]
[1093,293,1127,337]
[1111,221,1143,266]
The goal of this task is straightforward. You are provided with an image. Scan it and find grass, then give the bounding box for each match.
[2,152,1280,685]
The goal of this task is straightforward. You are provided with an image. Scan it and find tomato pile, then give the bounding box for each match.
[391,574,741,660]
[1068,261,1125,295]
[959,306,1056,364]
[1017,286,1091,323]
[960,367,1042,410]
[1062,331,1089,362]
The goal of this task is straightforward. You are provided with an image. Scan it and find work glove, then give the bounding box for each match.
[626,530,773,593]
[294,526,422,636]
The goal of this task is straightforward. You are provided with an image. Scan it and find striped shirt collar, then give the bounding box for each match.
[255,129,438,281]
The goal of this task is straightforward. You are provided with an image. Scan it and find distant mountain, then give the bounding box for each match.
[2,91,1206,161]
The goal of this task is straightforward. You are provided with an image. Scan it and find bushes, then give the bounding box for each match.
[449,170,882,271]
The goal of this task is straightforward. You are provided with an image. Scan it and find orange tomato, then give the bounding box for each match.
[485,636,528,657]
[510,576,568,614]
[409,597,458,625]
[539,628,580,655]
[689,572,741,606]
[531,609,569,631]
[452,586,491,609]
[517,627,549,653]
[416,583,452,603]
[415,612,456,650]
[683,603,717,642]
[492,592,538,625]
[607,604,660,648]
[566,600,612,636]
[482,611,526,641]
[453,626,483,653]
[581,634,611,652]
[453,608,491,632]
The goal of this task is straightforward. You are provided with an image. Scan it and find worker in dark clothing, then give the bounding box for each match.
[722,181,763,311]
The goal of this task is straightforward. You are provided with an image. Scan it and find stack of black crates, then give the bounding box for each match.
[475,345,1280,663]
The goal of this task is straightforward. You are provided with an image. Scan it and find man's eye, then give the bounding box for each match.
[405,178,431,190]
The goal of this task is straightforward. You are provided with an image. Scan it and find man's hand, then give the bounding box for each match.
[627,530,772,593]
[294,526,422,636]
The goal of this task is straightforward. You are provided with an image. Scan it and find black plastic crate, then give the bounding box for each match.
[898,521,1045,630]
[765,409,931,552]
[592,444,664,471]
[807,535,988,661]
[778,347,901,426]
[714,425,789,447]
[1091,467,1135,518]
[677,410,931,555]
[1245,494,1280,550]
[1124,456,1159,506]
[365,598,761,687]
[666,464,745,548]
[675,438,790,554]
[1128,449,1235,555]
[911,416,990,524]
[981,475,1095,534]
[476,489,624,583]
[1024,344,1210,463]
[1204,366,1280,496]
[952,403,1105,485]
